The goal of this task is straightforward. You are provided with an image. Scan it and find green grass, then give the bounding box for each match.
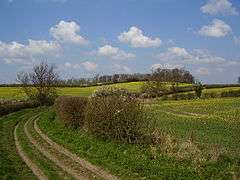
[0,109,36,179]
[2,82,239,100]
[1,97,239,179]
[37,97,240,179]
[148,98,240,155]
[0,82,145,100]
[16,112,71,179]
[0,87,26,100]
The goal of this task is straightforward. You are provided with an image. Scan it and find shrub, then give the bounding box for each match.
[0,100,40,116]
[54,96,88,128]
[195,82,204,98]
[202,92,219,99]
[84,96,149,143]
[92,86,132,98]
[141,81,167,98]
[168,92,196,100]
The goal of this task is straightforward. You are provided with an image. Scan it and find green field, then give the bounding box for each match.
[37,97,240,179]
[0,82,144,100]
[1,96,240,179]
[1,82,240,178]
[148,98,240,154]
[1,82,240,100]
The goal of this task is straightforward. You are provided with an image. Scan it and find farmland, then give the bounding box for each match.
[1,82,240,100]
[0,82,144,100]
[1,81,240,179]
[1,96,240,179]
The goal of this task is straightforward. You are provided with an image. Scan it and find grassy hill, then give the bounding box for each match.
[1,82,240,100]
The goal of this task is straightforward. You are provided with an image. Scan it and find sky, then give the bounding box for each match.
[0,0,239,84]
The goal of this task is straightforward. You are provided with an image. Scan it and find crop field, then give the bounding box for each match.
[1,83,240,179]
[1,97,239,179]
[1,82,240,100]
[0,82,144,100]
[148,98,240,155]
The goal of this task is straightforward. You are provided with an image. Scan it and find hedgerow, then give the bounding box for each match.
[54,96,88,128]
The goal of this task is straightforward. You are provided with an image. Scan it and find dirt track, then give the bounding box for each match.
[14,115,118,180]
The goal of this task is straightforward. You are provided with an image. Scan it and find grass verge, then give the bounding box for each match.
[0,109,36,179]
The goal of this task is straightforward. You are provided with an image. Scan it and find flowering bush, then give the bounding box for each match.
[84,96,148,143]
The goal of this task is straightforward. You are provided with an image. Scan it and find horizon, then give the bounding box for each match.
[0,0,240,84]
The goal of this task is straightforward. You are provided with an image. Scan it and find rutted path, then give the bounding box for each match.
[14,114,119,180]
[24,118,89,180]
[34,118,118,180]
[14,123,47,180]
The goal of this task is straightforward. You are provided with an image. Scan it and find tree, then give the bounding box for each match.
[238,76,240,84]
[17,62,59,105]
[195,81,204,98]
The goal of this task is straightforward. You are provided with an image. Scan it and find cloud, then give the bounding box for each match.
[196,68,210,75]
[198,19,232,37]
[233,36,240,45]
[151,63,184,70]
[201,0,238,16]
[82,61,98,71]
[0,40,60,64]
[63,62,81,69]
[98,45,136,60]
[118,26,161,48]
[50,20,89,45]
[168,47,189,57]
[112,64,131,73]
[155,47,227,64]
[63,61,98,71]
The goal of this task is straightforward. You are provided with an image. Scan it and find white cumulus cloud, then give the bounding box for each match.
[155,47,227,65]
[0,40,60,64]
[118,26,161,48]
[112,64,131,73]
[151,63,184,70]
[198,19,232,37]
[63,61,98,71]
[201,0,238,16]
[82,61,98,71]
[98,45,136,60]
[50,20,89,45]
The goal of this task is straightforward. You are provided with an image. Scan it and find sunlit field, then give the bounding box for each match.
[1,82,240,100]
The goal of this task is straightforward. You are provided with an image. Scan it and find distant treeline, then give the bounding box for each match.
[0,68,240,88]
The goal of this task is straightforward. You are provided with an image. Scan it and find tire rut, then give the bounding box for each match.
[34,118,119,180]
[14,123,47,180]
[24,118,89,180]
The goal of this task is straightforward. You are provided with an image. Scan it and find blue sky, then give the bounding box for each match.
[0,0,239,83]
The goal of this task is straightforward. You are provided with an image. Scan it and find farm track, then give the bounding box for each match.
[14,123,47,180]
[34,118,118,180]
[14,114,118,180]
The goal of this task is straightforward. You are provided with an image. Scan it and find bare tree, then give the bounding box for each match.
[17,62,59,105]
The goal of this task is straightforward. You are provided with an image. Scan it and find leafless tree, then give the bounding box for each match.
[17,62,59,105]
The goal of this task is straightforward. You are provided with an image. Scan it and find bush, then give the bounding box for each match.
[54,96,88,128]
[195,82,204,98]
[0,100,40,116]
[141,81,168,98]
[84,96,149,143]
[166,92,196,100]
[92,86,132,98]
